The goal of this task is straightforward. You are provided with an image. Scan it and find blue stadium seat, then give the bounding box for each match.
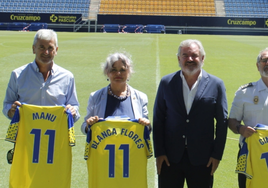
[60,8,66,12]
[24,7,30,13]
[37,7,43,12]
[45,7,51,13]
[3,7,8,12]
[84,3,88,7]
[77,4,84,8]
[75,8,81,13]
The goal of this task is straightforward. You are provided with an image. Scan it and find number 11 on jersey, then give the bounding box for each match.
[105,144,130,178]
[30,129,56,164]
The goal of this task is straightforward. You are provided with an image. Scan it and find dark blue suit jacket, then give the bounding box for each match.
[153,70,228,165]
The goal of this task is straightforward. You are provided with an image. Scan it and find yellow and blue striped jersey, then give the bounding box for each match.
[5,104,75,188]
[236,124,268,188]
[84,118,153,188]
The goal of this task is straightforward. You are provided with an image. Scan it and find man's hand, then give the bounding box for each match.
[239,126,256,138]
[8,101,21,118]
[65,104,76,118]
[156,155,170,175]
[207,157,220,175]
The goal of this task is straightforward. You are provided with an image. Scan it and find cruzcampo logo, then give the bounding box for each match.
[265,19,268,27]
[50,14,57,22]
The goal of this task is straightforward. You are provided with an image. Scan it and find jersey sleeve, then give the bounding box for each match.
[235,138,253,179]
[66,108,75,146]
[143,126,153,159]
[84,127,92,160]
[5,107,20,143]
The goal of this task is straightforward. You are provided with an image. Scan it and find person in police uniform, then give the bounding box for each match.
[228,47,268,188]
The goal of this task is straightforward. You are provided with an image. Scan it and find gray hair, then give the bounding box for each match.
[257,47,268,63]
[33,29,58,47]
[102,52,134,76]
[177,39,206,60]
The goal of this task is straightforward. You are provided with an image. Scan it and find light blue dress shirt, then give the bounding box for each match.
[3,61,80,122]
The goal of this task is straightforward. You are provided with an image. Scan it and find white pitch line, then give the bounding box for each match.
[227,137,239,141]
[155,35,160,92]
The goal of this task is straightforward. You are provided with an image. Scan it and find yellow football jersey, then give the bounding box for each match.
[84,119,153,188]
[236,124,268,188]
[5,104,75,188]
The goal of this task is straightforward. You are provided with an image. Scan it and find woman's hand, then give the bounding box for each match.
[85,116,100,133]
[86,116,99,126]
[138,118,152,131]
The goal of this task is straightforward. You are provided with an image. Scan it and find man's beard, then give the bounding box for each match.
[260,65,268,77]
[180,61,203,75]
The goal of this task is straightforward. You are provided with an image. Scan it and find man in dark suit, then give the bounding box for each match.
[153,39,228,188]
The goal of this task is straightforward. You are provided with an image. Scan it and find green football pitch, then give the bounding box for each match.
[0,30,267,187]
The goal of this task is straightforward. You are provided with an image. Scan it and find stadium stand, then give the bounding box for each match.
[0,0,90,18]
[224,0,268,17]
[1,0,267,20]
[0,0,268,33]
[98,0,216,17]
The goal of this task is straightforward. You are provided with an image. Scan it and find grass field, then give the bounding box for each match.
[0,30,267,188]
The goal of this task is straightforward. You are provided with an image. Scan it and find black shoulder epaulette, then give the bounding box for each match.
[241,82,253,89]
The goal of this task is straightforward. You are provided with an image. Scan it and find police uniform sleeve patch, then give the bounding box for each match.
[241,83,253,89]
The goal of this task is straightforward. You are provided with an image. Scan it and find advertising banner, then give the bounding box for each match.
[98,14,268,28]
[0,12,82,24]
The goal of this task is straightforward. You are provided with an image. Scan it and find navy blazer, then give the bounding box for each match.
[153,70,228,165]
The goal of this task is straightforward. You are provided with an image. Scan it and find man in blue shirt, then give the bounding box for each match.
[3,29,80,122]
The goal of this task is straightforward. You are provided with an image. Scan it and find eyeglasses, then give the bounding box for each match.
[260,58,268,63]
